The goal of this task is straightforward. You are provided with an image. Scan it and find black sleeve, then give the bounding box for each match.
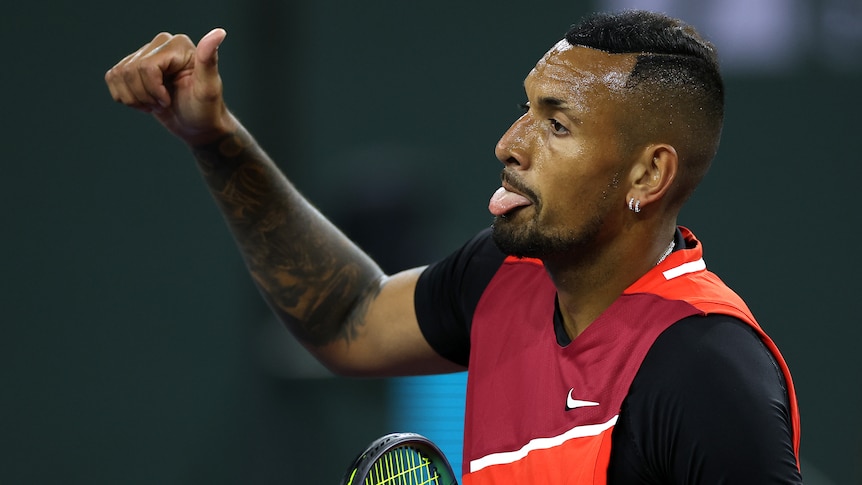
[413,228,507,367]
[607,314,802,485]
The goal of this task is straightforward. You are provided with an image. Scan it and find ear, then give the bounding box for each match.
[626,144,678,212]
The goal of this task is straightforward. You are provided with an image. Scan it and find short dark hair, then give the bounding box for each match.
[566,10,724,206]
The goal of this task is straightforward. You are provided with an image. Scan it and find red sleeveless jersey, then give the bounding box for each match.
[461,227,800,484]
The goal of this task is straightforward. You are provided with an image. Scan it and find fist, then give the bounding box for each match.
[105,28,236,145]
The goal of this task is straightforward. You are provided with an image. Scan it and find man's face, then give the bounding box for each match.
[490,42,638,260]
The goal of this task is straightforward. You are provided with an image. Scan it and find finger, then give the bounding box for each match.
[193,28,227,101]
[132,32,178,107]
[105,52,136,103]
[106,48,152,105]
[137,59,172,108]
[106,33,174,108]
[140,33,196,107]
[196,28,227,68]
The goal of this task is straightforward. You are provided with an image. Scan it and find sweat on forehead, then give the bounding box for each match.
[527,41,639,99]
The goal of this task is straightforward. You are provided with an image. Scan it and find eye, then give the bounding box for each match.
[549,118,569,135]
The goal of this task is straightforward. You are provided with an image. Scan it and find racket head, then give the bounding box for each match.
[340,432,458,485]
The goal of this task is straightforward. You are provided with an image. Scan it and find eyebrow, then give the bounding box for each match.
[537,96,568,108]
[535,96,583,124]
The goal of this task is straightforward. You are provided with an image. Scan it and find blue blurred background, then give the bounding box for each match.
[2,0,859,483]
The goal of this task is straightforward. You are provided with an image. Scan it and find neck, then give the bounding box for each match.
[546,224,677,339]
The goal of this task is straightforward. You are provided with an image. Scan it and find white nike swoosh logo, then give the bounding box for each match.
[566,388,599,410]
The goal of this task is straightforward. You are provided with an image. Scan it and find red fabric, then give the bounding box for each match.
[461,227,801,483]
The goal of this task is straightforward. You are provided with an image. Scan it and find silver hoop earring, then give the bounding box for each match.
[628,197,641,213]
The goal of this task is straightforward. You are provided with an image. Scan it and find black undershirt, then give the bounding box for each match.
[606,314,801,484]
[414,228,801,483]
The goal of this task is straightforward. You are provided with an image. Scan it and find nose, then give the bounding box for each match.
[495,113,531,169]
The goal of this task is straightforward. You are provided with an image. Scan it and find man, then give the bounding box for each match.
[106,10,802,484]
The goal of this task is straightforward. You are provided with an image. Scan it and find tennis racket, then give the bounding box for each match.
[340,432,459,485]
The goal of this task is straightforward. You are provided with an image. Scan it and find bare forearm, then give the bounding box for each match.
[104,30,419,370]
[192,126,385,347]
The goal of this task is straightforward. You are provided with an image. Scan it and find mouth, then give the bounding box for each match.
[489,173,536,217]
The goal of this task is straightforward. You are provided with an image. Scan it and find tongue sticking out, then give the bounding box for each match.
[489,186,532,216]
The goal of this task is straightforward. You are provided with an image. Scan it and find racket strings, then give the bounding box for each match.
[365,447,442,485]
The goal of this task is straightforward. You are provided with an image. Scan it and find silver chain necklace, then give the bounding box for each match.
[656,240,676,266]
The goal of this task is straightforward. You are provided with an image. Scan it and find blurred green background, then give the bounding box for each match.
[2,0,859,483]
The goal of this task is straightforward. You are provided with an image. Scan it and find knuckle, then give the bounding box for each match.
[155,32,192,49]
[136,60,157,76]
[152,31,172,43]
[121,66,138,83]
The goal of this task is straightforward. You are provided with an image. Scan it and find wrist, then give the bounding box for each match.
[193,129,250,158]
[190,120,256,170]
[183,110,241,147]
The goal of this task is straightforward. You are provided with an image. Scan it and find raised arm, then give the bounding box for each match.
[105,29,462,376]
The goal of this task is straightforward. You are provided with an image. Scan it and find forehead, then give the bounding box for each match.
[525,41,638,108]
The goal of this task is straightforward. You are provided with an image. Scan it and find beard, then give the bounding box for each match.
[491,208,605,260]
[491,167,621,260]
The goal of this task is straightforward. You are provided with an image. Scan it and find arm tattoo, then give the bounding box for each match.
[192,132,384,347]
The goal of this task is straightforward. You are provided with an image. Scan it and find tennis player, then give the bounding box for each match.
[106,10,802,484]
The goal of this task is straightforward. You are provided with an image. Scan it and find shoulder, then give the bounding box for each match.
[608,314,801,483]
[413,228,507,366]
[422,228,504,277]
[643,314,785,386]
[416,227,507,306]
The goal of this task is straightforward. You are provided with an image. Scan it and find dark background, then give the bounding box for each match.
[2,0,859,483]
